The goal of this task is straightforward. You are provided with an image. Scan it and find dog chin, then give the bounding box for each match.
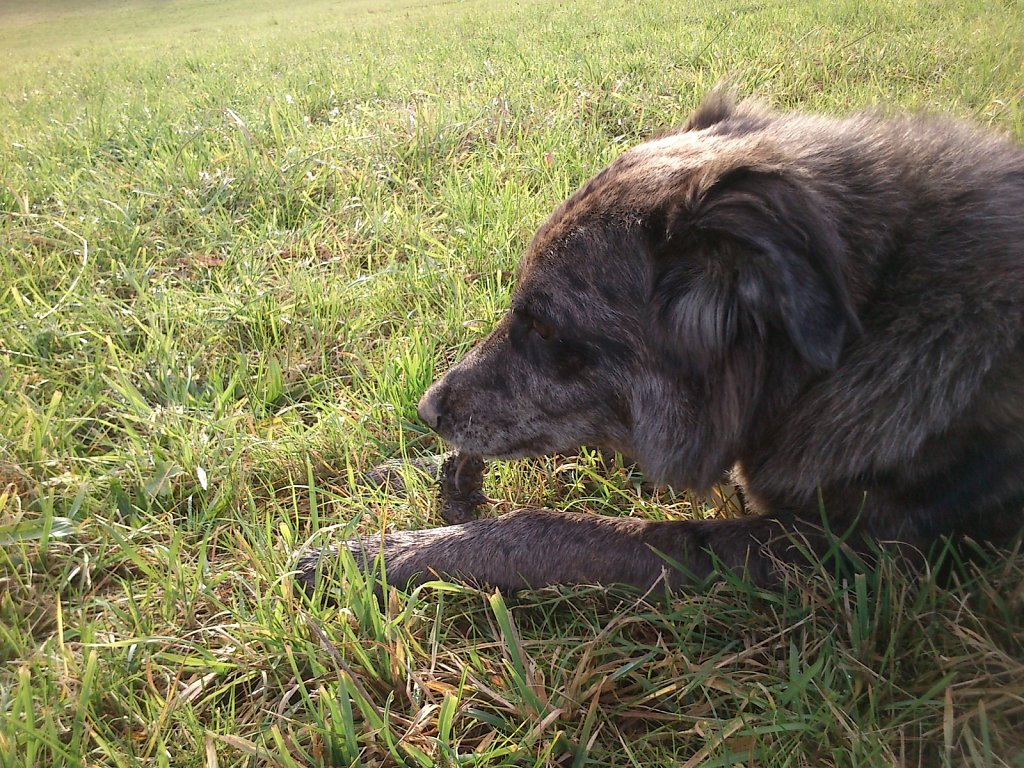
[446,433,579,461]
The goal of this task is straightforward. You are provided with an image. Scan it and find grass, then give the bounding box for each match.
[1,0,1023,764]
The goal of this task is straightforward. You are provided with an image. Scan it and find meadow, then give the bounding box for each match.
[1,0,1023,764]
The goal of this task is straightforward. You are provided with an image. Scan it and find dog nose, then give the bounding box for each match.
[417,389,440,430]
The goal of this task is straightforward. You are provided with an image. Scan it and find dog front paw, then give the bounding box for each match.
[293,537,386,595]
[294,526,457,594]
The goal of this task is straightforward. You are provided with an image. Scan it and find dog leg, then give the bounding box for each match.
[294,508,836,594]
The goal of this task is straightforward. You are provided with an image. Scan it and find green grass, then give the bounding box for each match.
[2,0,1023,764]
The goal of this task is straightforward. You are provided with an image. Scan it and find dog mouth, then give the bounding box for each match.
[440,429,578,462]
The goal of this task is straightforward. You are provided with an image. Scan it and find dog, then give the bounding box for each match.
[298,90,1024,593]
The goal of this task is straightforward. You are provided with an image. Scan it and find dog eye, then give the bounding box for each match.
[530,318,555,340]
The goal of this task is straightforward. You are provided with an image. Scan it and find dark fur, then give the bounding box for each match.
[298,92,1024,592]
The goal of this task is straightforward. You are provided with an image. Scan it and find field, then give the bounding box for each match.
[2,0,1023,765]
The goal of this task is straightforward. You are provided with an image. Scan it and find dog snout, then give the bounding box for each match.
[417,386,442,430]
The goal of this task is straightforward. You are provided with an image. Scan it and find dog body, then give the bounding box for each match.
[302,93,1024,592]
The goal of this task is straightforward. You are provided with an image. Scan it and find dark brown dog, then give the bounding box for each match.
[299,91,1024,592]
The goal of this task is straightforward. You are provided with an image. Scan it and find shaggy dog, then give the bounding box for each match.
[299,91,1024,592]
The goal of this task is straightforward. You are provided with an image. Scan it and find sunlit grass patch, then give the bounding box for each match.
[1,0,1023,764]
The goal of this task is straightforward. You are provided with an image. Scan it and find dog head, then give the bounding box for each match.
[418,94,858,490]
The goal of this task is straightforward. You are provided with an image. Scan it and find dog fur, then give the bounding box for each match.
[298,91,1024,592]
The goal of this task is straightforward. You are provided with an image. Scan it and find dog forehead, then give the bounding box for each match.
[516,234,596,295]
[624,129,731,178]
[521,128,742,274]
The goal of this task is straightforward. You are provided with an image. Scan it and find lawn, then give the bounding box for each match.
[1,0,1023,765]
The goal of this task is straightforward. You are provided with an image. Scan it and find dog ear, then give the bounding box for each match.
[682,87,737,132]
[654,167,858,371]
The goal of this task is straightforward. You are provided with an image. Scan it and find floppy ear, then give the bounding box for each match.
[653,167,858,371]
